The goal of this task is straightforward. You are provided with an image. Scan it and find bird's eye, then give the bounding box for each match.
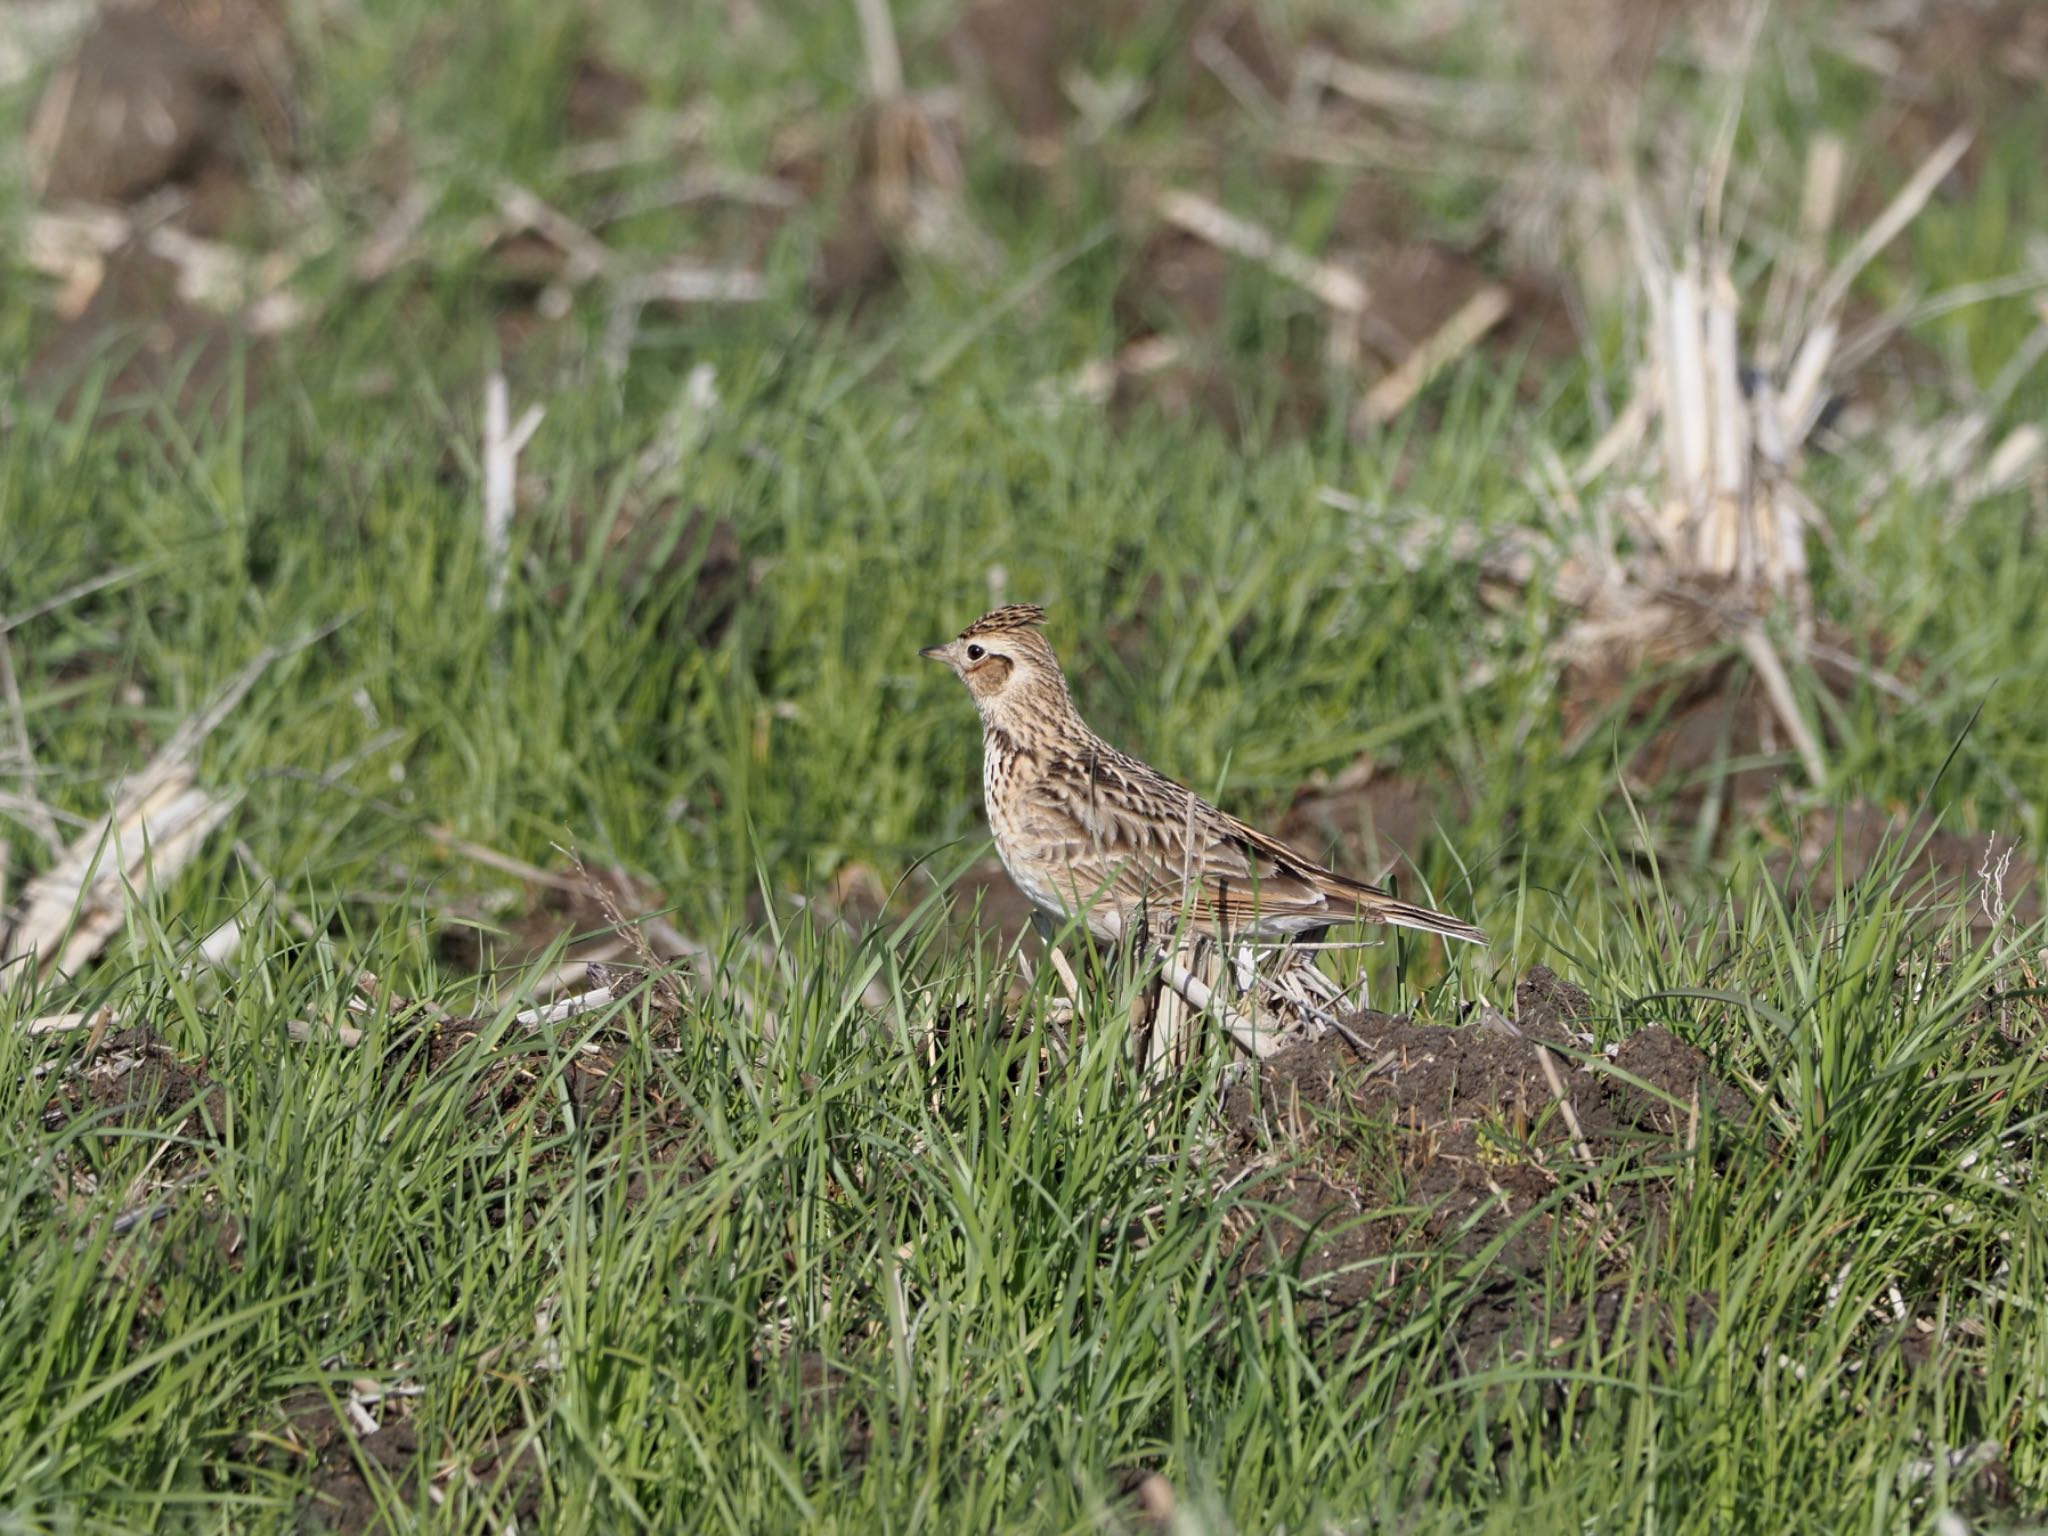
[966,643,986,662]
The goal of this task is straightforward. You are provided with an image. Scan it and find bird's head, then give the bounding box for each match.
[920,603,1069,724]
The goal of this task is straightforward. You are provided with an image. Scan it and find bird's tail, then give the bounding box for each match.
[1369,894,1486,945]
[1311,863,1485,944]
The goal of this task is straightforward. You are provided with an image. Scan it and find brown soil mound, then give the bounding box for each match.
[1219,967,1750,1367]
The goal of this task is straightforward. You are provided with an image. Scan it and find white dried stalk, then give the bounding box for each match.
[23,1007,112,1037]
[481,374,545,614]
[852,0,904,100]
[3,636,311,982]
[4,774,240,982]
[1704,263,1750,579]
[1739,626,1827,786]
[1758,133,1844,359]
[1192,28,1276,121]
[193,915,244,974]
[1966,425,2044,502]
[613,266,770,306]
[513,987,616,1028]
[1296,47,1514,120]
[1813,129,1971,325]
[1356,284,1512,426]
[1665,258,1712,528]
[1156,949,1276,1059]
[495,182,613,284]
[1060,336,1183,408]
[1536,1044,1596,1170]
[353,184,439,283]
[1155,189,1367,314]
[286,1018,365,1047]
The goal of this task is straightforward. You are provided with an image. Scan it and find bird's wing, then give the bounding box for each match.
[1018,745,1336,926]
[1020,744,1486,943]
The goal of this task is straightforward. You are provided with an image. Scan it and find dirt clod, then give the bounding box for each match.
[1221,973,1747,1366]
[32,0,296,226]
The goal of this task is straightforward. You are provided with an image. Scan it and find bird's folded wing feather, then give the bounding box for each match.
[1020,749,1369,923]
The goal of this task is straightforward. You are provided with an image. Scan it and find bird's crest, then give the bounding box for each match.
[960,604,1047,640]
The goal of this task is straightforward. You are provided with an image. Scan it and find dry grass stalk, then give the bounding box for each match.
[22,1005,115,1037]
[481,373,545,614]
[286,1017,365,1047]
[1535,1044,1596,1170]
[848,0,971,260]
[495,182,613,284]
[1063,336,1184,408]
[1464,126,1989,788]
[1155,948,1276,1061]
[3,771,240,984]
[425,826,584,892]
[1296,47,1517,123]
[2,640,303,986]
[1357,283,1513,427]
[1193,26,1278,121]
[615,266,771,306]
[1155,188,1368,315]
[512,987,617,1028]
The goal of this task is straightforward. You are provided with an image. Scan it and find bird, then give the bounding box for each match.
[920,603,1485,952]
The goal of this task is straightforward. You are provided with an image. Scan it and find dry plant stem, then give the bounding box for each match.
[612,267,769,305]
[481,374,545,615]
[1155,189,1367,314]
[1357,284,1512,426]
[1536,1044,1596,1171]
[1193,28,1277,121]
[1781,128,1970,438]
[1812,129,1971,325]
[1046,946,1085,1018]
[1064,336,1183,407]
[851,0,903,100]
[1,629,321,977]
[353,184,438,283]
[495,183,613,282]
[424,827,585,891]
[0,563,150,638]
[513,987,616,1028]
[23,1006,116,1037]
[1295,47,1515,120]
[1757,134,1844,361]
[286,1018,365,1047]
[1156,950,1274,1059]
[1738,626,1828,786]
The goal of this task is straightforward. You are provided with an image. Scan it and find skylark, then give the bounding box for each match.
[921,604,1485,952]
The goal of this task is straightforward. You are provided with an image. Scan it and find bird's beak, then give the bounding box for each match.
[918,643,951,663]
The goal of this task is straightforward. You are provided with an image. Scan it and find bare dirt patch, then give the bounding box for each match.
[1275,769,1473,890]
[23,0,303,421]
[1220,968,1748,1366]
[1771,802,2038,928]
[31,0,296,229]
[255,1388,541,1536]
[39,1023,227,1159]
[26,246,267,421]
[1852,0,2048,180]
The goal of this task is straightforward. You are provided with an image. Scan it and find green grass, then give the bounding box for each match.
[3,0,2047,1529]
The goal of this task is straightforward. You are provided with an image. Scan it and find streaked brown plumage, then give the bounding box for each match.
[920,604,1485,948]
